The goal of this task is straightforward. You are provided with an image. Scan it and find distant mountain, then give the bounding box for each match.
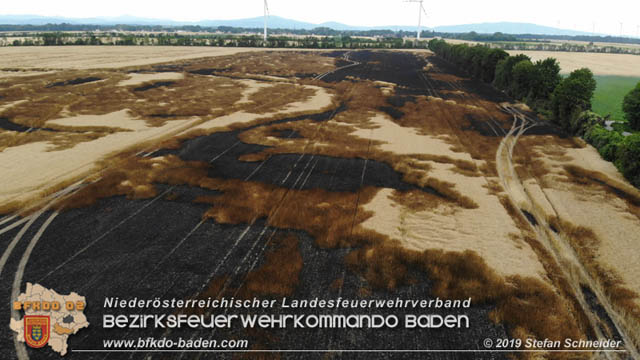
[0,14,184,26]
[0,14,597,36]
[432,22,594,36]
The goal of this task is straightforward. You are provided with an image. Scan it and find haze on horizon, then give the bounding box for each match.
[2,0,640,37]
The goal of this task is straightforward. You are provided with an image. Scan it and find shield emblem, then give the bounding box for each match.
[24,315,50,348]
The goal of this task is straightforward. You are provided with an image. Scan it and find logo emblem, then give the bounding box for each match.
[24,315,50,348]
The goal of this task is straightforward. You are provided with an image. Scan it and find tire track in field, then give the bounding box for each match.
[3,67,344,360]
[431,57,633,357]
[11,211,59,360]
[36,82,311,284]
[207,60,369,300]
[173,62,371,359]
[419,60,627,359]
[497,106,638,359]
[94,75,354,359]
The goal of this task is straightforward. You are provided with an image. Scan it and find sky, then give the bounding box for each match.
[2,0,640,37]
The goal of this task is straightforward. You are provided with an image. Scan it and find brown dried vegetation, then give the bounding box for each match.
[184,51,335,78]
[4,51,606,355]
[563,165,640,212]
[345,243,587,353]
[241,233,303,298]
[197,182,380,249]
[55,154,211,209]
[245,83,317,114]
[0,130,107,152]
[0,52,335,154]
[549,216,640,320]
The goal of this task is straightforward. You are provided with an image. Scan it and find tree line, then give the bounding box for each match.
[428,38,640,187]
[2,32,429,49]
[1,23,639,46]
[491,42,640,56]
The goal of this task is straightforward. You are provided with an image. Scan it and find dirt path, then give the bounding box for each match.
[422,54,637,357]
[496,106,639,359]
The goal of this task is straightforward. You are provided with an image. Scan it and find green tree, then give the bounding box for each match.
[493,54,530,93]
[480,48,508,83]
[511,59,536,100]
[530,58,561,102]
[622,81,640,130]
[551,68,597,132]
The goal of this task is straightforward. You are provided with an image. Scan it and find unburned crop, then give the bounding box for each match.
[0,130,107,152]
[549,215,640,323]
[563,165,640,211]
[4,50,617,356]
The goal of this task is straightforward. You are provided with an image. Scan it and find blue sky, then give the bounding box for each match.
[2,0,640,36]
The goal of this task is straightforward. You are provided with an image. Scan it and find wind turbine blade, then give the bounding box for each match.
[421,5,427,16]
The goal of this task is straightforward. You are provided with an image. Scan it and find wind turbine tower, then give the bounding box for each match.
[405,0,428,41]
[263,0,269,43]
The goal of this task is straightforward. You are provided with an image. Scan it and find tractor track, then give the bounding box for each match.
[174,61,373,359]
[0,71,343,360]
[424,55,636,359]
[496,105,638,359]
[0,51,530,360]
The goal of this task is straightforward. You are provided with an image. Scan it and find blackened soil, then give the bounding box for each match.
[0,51,514,360]
[386,95,416,108]
[426,56,510,104]
[521,209,538,226]
[581,285,623,342]
[321,51,428,94]
[463,113,502,137]
[133,81,176,92]
[167,127,421,194]
[334,59,352,68]
[188,68,231,76]
[0,117,31,132]
[322,50,348,59]
[129,64,189,74]
[46,77,102,88]
[0,117,58,133]
[378,106,404,120]
[148,113,182,119]
[152,64,187,72]
[522,122,568,137]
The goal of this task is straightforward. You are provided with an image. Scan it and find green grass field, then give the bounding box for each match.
[592,76,640,121]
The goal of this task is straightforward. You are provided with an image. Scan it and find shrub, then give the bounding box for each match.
[531,58,562,102]
[584,124,624,161]
[573,110,604,137]
[615,134,640,187]
[493,54,530,92]
[511,59,536,100]
[551,68,597,132]
[623,81,640,130]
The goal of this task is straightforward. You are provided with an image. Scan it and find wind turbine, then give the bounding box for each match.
[619,21,623,37]
[263,0,269,43]
[404,0,428,41]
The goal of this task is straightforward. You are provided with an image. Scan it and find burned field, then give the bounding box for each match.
[1,49,640,359]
